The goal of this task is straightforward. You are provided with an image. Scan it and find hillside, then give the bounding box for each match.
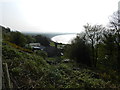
[2,41,120,89]
[1,25,120,89]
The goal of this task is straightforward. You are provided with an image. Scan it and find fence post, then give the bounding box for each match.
[3,63,12,89]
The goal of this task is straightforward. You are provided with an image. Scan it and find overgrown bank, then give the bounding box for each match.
[2,40,120,89]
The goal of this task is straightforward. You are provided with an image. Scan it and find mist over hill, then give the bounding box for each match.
[23,32,77,38]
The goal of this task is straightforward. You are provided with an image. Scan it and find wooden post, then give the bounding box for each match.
[3,63,12,89]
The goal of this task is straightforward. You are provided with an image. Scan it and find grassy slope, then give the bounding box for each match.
[2,41,120,89]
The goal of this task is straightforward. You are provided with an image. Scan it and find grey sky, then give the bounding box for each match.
[0,0,119,33]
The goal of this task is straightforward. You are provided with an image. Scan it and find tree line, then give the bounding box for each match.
[64,11,120,73]
[2,27,50,47]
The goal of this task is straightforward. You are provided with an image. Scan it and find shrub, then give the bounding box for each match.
[35,50,47,59]
[64,36,91,66]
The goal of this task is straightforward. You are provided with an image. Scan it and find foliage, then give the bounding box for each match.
[3,41,119,89]
[10,31,27,47]
[24,35,35,43]
[98,32,117,70]
[35,50,47,59]
[109,10,120,71]
[1,26,51,48]
[2,14,120,88]
[64,36,92,67]
[34,35,50,46]
[50,41,55,47]
[3,41,33,53]
[2,26,11,41]
[84,24,105,67]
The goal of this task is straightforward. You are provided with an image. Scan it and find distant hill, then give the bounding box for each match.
[23,32,77,38]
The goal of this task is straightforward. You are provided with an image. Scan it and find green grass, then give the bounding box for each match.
[50,41,65,49]
[50,41,55,47]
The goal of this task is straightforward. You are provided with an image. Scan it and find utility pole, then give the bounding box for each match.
[0,24,2,90]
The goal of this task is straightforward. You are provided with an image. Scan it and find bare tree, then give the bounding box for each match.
[84,24,105,67]
[109,10,120,71]
[109,10,120,30]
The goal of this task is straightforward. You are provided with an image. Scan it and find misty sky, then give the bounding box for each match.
[0,0,119,33]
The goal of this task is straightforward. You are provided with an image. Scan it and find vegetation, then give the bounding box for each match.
[2,41,120,89]
[2,10,120,89]
[10,31,27,47]
[64,36,91,66]
[63,11,120,88]
[34,35,50,46]
[2,26,50,47]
